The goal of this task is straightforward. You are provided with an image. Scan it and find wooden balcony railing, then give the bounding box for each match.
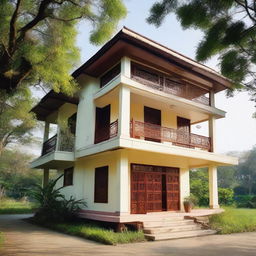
[131,62,210,106]
[41,132,75,156]
[130,120,211,151]
[94,119,118,144]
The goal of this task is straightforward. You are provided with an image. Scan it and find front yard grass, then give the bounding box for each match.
[209,207,256,234]
[31,219,145,245]
[0,198,37,214]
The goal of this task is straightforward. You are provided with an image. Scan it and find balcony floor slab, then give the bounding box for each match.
[30,151,75,169]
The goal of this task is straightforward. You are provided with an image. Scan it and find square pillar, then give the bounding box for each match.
[118,86,130,138]
[208,116,216,152]
[116,150,129,214]
[209,90,215,107]
[121,56,131,78]
[208,166,219,209]
[43,122,50,142]
[179,168,190,212]
[43,168,49,188]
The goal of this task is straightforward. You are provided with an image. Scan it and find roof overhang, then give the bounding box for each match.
[31,90,79,122]
[72,27,232,93]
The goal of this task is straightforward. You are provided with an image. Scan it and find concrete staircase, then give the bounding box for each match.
[143,216,216,241]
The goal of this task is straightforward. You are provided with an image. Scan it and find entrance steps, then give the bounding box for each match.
[143,216,216,241]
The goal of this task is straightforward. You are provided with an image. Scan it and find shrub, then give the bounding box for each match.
[218,188,234,205]
[31,175,86,222]
[247,196,256,209]
[234,195,255,208]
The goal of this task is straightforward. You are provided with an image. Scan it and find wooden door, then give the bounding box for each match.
[176,116,191,147]
[144,106,161,142]
[146,166,162,212]
[131,164,147,214]
[166,168,180,211]
[95,105,110,143]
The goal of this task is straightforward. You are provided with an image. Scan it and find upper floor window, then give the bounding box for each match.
[63,167,74,186]
[100,63,121,88]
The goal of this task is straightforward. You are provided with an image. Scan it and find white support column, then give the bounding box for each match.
[121,56,131,78]
[208,166,219,209]
[43,168,49,188]
[209,90,215,107]
[116,150,129,214]
[179,168,190,212]
[208,115,216,152]
[118,85,130,138]
[43,122,50,142]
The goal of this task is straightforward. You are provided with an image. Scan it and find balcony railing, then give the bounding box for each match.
[41,132,75,156]
[94,119,118,144]
[130,120,211,151]
[131,62,210,106]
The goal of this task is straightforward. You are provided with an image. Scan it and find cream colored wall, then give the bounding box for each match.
[110,99,119,123]
[130,102,177,128]
[75,75,100,150]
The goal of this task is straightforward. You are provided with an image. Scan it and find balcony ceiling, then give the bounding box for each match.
[31,90,79,122]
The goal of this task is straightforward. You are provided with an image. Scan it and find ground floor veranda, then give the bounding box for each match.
[37,148,235,223]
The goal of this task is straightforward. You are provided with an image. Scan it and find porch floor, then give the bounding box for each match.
[79,208,224,223]
[119,208,224,222]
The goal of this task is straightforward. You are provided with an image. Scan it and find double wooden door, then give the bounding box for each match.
[131,164,180,214]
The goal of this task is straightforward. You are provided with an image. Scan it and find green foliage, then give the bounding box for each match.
[209,207,256,234]
[0,198,37,214]
[190,168,209,206]
[44,221,145,245]
[148,0,256,100]
[247,196,256,209]
[217,166,237,189]
[234,195,255,208]
[218,188,234,205]
[0,149,42,199]
[0,89,37,153]
[236,147,256,195]
[31,175,86,222]
[0,0,127,94]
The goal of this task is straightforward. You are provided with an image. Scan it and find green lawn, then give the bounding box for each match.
[32,219,145,245]
[209,207,256,234]
[0,198,37,214]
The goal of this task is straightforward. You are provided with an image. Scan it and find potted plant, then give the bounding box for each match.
[183,195,198,213]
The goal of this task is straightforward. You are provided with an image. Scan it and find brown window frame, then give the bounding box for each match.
[63,167,74,187]
[94,166,108,203]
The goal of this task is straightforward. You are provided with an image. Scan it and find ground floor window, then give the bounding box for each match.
[94,166,108,203]
[63,167,74,186]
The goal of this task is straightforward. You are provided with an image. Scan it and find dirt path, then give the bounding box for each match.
[0,214,256,256]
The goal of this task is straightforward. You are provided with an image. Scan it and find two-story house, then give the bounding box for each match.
[31,27,238,239]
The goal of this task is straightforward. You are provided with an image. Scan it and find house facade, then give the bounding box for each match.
[31,27,238,223]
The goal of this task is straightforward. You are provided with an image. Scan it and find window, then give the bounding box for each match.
[63,167,74,186]
[94,166,108,203]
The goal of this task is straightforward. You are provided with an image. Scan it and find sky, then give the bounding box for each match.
[29,0,256,155]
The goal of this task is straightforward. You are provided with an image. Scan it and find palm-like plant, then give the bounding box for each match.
[31,175,86,222]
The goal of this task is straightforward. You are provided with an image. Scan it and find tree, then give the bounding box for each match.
[236,147,256,195]
[0,149,42,198]
[148,0,256,100]
[0,0,126,94]
[0,88,37,155]
[218,166,237,189]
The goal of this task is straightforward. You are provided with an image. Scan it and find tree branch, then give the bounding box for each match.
[9,0,22,53]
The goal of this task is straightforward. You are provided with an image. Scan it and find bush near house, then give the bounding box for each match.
[209,207,256,234]
[0,198,37,214]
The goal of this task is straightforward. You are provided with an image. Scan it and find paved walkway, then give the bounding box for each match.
[0,214,256,256]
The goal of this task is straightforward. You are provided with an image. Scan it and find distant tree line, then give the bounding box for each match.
[191,147,256,208]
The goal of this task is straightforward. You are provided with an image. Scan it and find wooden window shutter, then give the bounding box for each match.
[63,167,74,186]
[94,166,108,203]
